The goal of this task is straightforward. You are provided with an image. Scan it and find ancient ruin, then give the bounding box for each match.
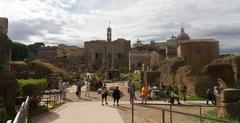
[84,26,131,72]
[159,27,221,95]
[217,88,240,119]
[0,17,17,120]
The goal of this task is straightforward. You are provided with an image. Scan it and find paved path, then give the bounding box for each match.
[32,102,124,123]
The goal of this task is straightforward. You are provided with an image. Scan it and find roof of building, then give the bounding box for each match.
[176,27,190,40]
[178,39,218,44]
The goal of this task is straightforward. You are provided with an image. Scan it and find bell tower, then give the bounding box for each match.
[107,22,112,42]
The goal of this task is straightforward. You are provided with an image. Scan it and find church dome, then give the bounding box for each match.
[176,27,190,40]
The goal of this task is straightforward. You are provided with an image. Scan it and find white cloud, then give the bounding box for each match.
[0,0,240,52]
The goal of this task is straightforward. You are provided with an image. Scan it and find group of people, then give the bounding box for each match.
[76,79,91,98]
[206,86,220,105]
[136,80,187,105]
[98,84,121,106]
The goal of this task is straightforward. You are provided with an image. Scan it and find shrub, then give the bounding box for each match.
[17,79,47,107]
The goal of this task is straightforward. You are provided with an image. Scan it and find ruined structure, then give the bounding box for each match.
[84,26,131,71]
[134,40,166,60]
[217,89,240,119]
[160,27,221,95]
[204,55,240,88]
[0,17,8,35]
[0,17,17,120]
[129,49,160,71]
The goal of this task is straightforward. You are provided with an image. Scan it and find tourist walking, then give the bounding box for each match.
[206,88,214,105]
[128,83,135,104]
[76,82,82,99]
[141,84,149,104]
[59,81,67,101]
[99,83,108,106]
[213,86,219,105]
[150,86,157,100]
[85,80,91,97]
[112,86,121,106]
[181,83,187,101]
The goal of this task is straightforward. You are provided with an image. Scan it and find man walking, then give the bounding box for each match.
[99,83,108,106]
[128,83,135,104]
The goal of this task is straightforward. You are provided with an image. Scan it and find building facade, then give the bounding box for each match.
[84,39,130,70]
[166,27,220,68]
[84,26,131,71]
[37,46,65,60]
[177,39,219,68]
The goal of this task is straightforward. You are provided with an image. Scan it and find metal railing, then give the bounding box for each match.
[135,103,239,123]
[40,90,63,110]
[7,96,30,123]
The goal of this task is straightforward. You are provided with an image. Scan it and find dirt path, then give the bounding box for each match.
[31,102,125,123]
[31,81,217,123]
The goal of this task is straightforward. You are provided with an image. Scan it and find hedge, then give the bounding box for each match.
[17,79,47,107]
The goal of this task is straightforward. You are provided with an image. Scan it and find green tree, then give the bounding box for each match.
[12,42,29,61]
[27,42,45,59]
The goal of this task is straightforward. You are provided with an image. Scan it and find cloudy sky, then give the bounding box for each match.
[1,0,240,53]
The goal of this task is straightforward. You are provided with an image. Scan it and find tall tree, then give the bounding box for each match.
[12,42,28,61]
[27,42,45,59]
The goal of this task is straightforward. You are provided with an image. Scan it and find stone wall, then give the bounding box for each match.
[0,17,8,35]
[0,72,17,119]
[205,55,240,88]
[217,89,240,119]
[159,57,215,96]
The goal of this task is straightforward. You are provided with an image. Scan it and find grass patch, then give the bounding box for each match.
[203,109,240,122]
[186,95,206,101]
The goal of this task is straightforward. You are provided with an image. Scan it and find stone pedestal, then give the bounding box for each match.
[0,71,17,119]
[217,88,240,118]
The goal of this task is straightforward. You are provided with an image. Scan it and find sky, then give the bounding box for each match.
[0,0,240,53]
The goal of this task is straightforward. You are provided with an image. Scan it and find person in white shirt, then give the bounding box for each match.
[85,80,91,97]
[99,84,108,106]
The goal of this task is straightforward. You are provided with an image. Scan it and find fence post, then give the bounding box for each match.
[162,110,165,123]
[131,97,134,123]
[46,91,49,110]
[199,105,202,123]
[170,105,172,123]
[54,91,56,107]
[60,90,62,104]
